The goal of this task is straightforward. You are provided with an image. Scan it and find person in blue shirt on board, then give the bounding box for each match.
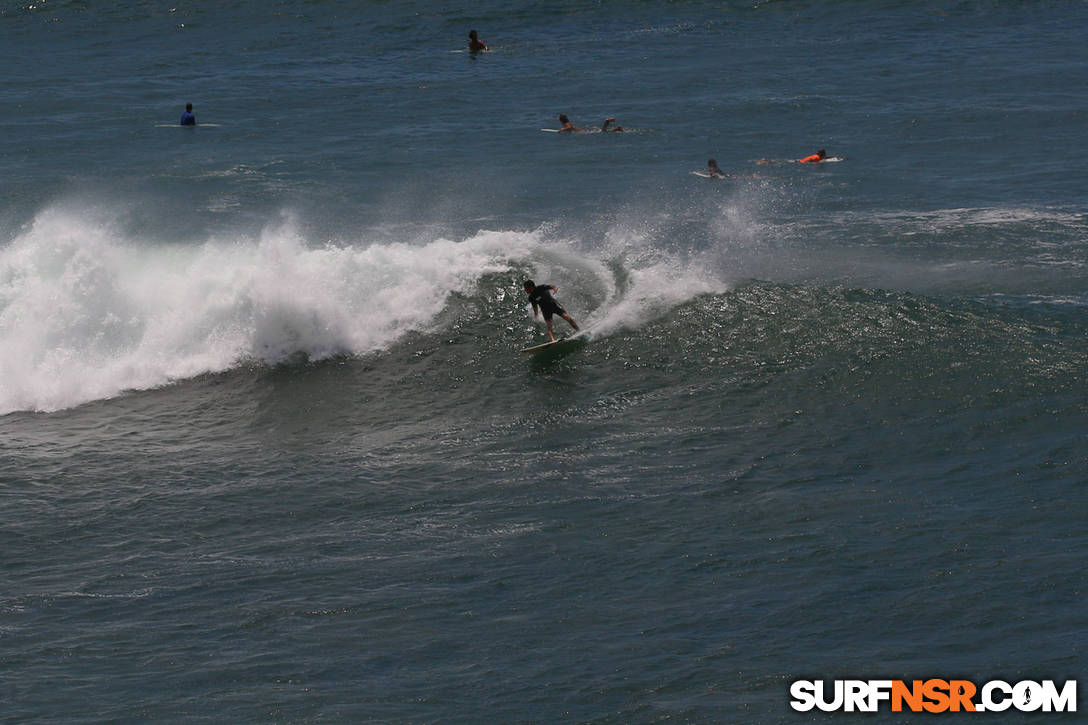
[179,103,196,126]
[524,280,580,342]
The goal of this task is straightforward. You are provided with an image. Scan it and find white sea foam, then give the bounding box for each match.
[842,206,1086,233]
[0,207,536,413]
[0,204,731,413]
[582,216,724,337]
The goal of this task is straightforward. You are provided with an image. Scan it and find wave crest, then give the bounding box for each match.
[1,203,727,413]
[0,208,536,413]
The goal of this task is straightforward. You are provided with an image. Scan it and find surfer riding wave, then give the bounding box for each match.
[524,280,580,341]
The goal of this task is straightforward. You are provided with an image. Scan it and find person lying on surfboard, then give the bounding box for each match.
[757,149,830,165]
[558,114,584,133]
[798,148,827,163]
[524,280,580,342]
[706,158,728,178]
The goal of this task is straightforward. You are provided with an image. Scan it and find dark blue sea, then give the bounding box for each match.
[2,1,1085,722]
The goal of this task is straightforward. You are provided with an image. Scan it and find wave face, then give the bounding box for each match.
[4,194,1085,414]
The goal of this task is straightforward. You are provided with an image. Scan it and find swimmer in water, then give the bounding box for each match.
[706,158,727,178]
[601,117,626,133]
[468,29,488,53]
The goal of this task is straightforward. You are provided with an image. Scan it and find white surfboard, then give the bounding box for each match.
[540,128,561,133]
[156,123,223,127]
[691,170,727,178]
[521,338,568,354]
[520,329,590,354]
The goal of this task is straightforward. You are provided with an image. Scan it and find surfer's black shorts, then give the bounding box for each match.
[541,303,565,321]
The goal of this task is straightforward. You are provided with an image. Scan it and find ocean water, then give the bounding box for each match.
[2,1,1086,722]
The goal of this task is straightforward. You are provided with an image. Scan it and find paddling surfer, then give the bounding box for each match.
[757,148,830,165]
[557,114,584,133]
[799,148,827,163]
[601,117,625,132]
